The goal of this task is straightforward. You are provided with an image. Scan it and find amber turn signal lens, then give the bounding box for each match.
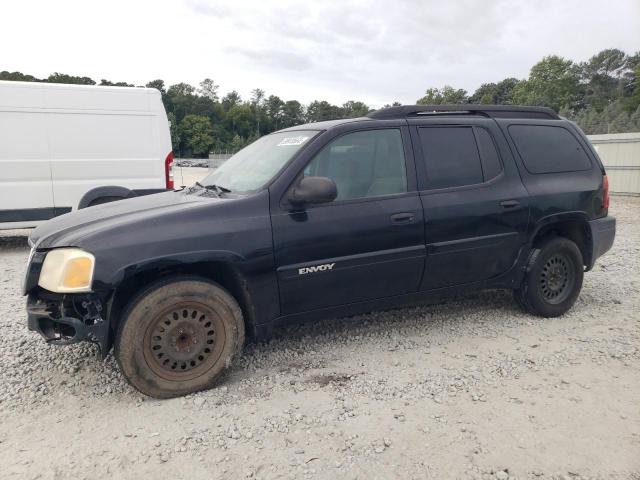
[63,257,94,289]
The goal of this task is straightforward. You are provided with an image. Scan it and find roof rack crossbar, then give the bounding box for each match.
[366,104,559,120]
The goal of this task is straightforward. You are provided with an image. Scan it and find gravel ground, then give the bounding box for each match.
[1,197,639,480]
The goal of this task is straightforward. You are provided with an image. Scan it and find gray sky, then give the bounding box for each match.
[3,0,639,107]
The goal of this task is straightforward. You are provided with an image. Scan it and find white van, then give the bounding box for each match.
[0,80,173,229]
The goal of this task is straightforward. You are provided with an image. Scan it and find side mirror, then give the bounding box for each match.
[289,176,337,206]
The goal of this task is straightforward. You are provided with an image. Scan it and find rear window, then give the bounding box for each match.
[509,125,592,174]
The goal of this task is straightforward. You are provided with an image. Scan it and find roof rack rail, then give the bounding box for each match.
[366,104,559,120]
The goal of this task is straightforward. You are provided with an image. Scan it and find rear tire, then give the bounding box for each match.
[514,236,584,317]
[115,277,245,398]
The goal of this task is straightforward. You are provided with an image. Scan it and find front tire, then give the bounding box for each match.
[514,236,584,317]
[115,277,245,398]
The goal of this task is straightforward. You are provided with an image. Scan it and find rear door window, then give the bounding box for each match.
[508,125,592,174]
[417,126,483,189]
[476,128,503,181]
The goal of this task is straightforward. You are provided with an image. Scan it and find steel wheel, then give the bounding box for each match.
[116,278,245,398]
[539,253,575,304]
[514,236,584,318]
[143,301,226,382]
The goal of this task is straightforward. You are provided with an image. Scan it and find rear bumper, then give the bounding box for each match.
[587,216,616,269]
[26,291,111,358]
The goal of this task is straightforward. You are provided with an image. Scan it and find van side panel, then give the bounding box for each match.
[0,110,55,224]
[48,110,165,210]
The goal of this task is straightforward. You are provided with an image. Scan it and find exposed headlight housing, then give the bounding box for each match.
[38,248,95,293]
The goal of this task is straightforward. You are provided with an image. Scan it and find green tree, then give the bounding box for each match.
[221,91,242,111]
[265,95,285,130]
[512,55,582,112]
[281,100,305,128]
[100,79,134,87]
[582,48,628,80]
[47,72,95,85]
[624,63,640,113]
[167,112,180,153]
[581,48,629,110]
[0,70,40,82]
[199,78,219,101]
[250,88,265,106]
[226,104,253,138]
[469,83,499,104]
[306,100,342,122]
[342,100,370,117]
[469,78,520,104]
[145,79,166,93]
[166,83,197,123]
[416,85,468,104]
[170,83,195,96]
[250,88,267,134]
[229,134,246,152]
[179,114,214,157]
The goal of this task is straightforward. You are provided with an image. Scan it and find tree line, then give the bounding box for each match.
[416,49,640,135]
[2,48,639,157]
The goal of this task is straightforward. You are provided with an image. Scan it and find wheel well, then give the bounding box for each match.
[88,196,125,207]
[109,262,256,337]
[78,186,133,209]
[532,220,592,267]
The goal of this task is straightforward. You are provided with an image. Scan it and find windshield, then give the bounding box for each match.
[200,130,318,193]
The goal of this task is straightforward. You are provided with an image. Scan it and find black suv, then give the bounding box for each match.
[24,105,616,398]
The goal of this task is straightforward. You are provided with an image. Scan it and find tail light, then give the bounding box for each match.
[602,174,609,210]
[165,151,174,190]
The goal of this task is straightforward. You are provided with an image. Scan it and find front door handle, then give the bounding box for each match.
[390,212,415,224]
[500,200,520,209]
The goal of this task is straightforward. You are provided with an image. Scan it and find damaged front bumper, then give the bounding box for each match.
[27,290,111,358]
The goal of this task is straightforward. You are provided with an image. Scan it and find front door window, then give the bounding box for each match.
[304,129,407,201]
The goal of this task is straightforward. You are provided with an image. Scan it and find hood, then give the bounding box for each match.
[30,190,220,249]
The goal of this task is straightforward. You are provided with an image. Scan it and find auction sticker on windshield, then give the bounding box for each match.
[277,136,309,146]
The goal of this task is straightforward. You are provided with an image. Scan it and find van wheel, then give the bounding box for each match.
[514,237,584,317]
[115,277,245,398]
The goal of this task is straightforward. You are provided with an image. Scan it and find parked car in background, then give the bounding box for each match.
[175,159,208,168]
[23,104,615,398]
[0,80,173,229]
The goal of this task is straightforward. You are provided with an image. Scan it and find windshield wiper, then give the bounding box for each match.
[194,182,232,195]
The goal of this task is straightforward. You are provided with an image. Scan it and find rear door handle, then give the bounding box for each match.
[390,212,415,224]
[500,200,520,209]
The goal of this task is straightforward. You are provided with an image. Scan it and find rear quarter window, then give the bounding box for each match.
[508,125,592,174]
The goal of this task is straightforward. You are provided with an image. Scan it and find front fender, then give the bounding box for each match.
[96,250,246,290]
